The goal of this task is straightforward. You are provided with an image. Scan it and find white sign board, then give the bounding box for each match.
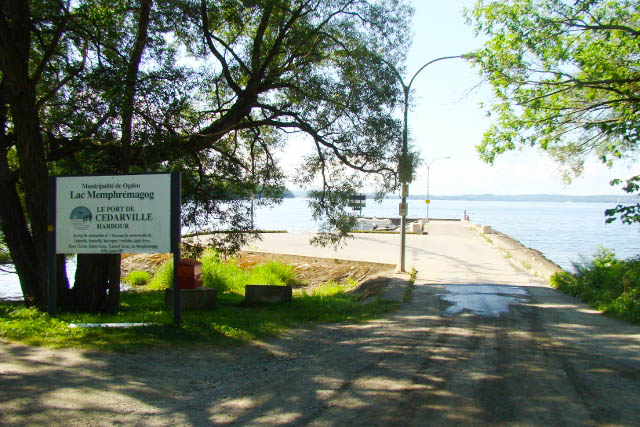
[55,174,172,254]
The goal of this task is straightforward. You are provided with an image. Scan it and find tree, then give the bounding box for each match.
[0,0,411,311]
[466,0,639,213]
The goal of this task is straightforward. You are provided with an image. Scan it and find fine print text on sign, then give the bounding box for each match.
[56,174,171,254]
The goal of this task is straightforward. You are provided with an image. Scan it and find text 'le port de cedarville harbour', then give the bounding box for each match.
[70,182,155,230]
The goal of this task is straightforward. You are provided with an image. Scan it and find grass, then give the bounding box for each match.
[123,271,152,287]
[146,250,298,294]
[403,268,417,303]
[0,256,397,351]
[550,247,640,323]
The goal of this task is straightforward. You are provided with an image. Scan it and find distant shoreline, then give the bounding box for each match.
[288,191,636,204]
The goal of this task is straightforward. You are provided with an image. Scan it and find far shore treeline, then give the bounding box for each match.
[289,191,637,204]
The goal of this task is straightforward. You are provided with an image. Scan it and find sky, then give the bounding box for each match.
[284,1,638,196]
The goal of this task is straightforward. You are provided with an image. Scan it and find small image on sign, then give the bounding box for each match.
[69,206,93,230]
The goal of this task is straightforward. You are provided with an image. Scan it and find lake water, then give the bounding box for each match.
[1,197,638,300]
[252,197,639,269]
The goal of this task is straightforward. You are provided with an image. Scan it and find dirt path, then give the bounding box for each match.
[2,226,640,425]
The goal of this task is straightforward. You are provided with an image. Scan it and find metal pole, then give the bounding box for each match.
[425,156,450,223]
[400,86,409,272]
[426,165,430,222]
[47,177,57,317]
[171,171,182,327]
[387,55,461,273]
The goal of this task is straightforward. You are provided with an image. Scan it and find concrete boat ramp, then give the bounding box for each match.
[243,220,565,318]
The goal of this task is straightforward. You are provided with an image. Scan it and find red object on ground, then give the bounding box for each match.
[177,259,203,289]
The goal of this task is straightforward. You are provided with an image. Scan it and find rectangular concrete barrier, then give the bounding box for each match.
[244,285,292,304]
[165,288,217,310]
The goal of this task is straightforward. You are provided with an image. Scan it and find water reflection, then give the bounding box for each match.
[439,284,529,317]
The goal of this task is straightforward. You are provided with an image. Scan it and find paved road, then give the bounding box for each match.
[2,221,640,425]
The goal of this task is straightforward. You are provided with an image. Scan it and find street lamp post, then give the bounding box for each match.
[426,156,450,222]
[383,55,462,273]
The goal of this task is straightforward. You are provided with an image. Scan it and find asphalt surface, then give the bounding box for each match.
[2,221,640,425]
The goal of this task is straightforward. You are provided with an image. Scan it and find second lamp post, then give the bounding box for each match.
[426,156,450,222]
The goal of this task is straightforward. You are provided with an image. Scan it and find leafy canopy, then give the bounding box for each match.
[466,0,639,176]
[466,0,640,225]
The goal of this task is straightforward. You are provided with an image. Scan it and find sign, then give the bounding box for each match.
[401,184,409,198]
[425,199,431,204]
[399,202,408,216]
[55,174,172,254]
[348,194,366,210]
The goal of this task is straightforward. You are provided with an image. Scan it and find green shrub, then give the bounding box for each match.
[124,271,152,287]
[550,247,640,322]
[249,261,297,286]
[201,250,244,293]
[142,251,300,294]
[147,260,173,290]
[200,250,299,294]
[0,250,10,264]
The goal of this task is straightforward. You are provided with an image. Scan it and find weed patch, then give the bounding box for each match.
[550,247,640,322]
[403,268,417,303]
[124,271,152,287]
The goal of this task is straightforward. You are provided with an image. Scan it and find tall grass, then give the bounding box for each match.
[124,271,152,287]
[201,250,297,294]
[147,260,173,290]
[551,247,640,322]
[146,250,298,294]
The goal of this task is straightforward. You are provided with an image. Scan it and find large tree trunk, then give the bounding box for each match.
[0,2,50,307]
[0,79,41,304]
[72,254,120,312]
[0,154,42,305]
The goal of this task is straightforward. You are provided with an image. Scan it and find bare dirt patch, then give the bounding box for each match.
[236,251,394,288]
[120,253,171,277]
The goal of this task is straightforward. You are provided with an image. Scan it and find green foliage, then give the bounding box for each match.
[550,247,640,322]
[0,231,10,265]
[1,0,412,307]
[605,176,640,225]
[0,283,396,351]
[403,268,417,302]
[124,271,152,287]
[201,250,298,294]
[466,0,640,180]
[145,251,299,294]
[147,261,173,291]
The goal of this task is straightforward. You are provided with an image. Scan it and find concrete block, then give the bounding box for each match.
[409,222,423,233]
[481,225,492,234]
[165,287,217,310]
[245,285,292,304]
